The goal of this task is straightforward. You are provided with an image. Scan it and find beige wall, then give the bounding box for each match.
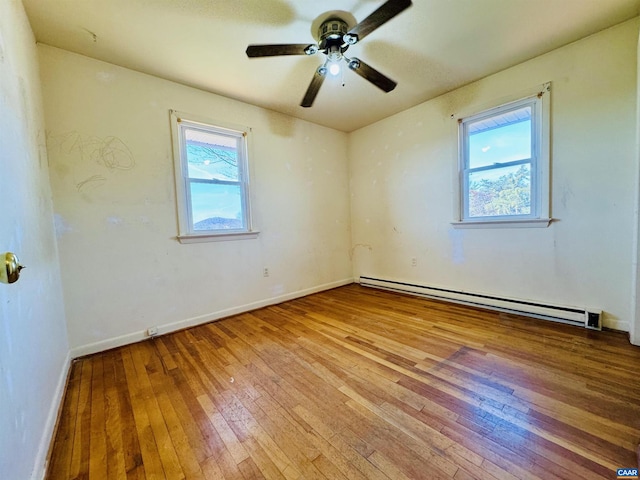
[0,1,70,479]
[39,45,353,355]
[349,19,639,332]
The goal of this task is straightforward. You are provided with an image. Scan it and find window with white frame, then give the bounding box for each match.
[456,83,551,227]
[170,111,256,242]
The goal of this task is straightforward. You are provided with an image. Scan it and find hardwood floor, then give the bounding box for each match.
[46,284,640,479]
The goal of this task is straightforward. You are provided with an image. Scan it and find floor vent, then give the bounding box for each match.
[359,276,601,330]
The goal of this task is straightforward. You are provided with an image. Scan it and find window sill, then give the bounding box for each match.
[177,231,260,244]
[451,218,552,229]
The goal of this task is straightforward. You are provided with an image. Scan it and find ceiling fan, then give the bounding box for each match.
[245,0,412,107]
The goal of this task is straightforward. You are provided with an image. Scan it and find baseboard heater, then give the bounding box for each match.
[359,276,602,330]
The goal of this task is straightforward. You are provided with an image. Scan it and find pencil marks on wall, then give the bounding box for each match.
[75,174,107,192]
[48,131,134,171]
[47,130,135,193]
[92,136,134,171]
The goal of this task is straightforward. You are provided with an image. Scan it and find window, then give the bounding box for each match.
[170,111,257,242]
[455,83,551,228]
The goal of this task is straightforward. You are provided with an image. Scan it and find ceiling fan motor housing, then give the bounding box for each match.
[318,19,349,50]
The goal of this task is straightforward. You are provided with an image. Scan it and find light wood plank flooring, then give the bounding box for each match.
[46,284,640,479]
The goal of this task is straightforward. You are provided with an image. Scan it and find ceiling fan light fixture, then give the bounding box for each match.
[327,44,343,62]
[343,33,358,45]
[325,43,344,76]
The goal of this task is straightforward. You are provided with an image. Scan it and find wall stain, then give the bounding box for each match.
[350,243,373,259]
[559,183,574,209]
[82,28,98,43]
[54,214,72,238]
[36,129,50,170]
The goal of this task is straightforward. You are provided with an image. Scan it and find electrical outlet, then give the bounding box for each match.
[411,257,417,267]
[147,326,158,337]
[263,267,269,277]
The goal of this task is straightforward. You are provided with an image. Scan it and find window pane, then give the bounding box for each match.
[468,106,531,169]
[185,128,239,181]
[190,181,244,230]
[468,163,531,217]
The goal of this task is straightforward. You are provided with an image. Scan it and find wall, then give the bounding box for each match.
[350,19,639,332]
[38,46,352,355]
[0,2,70,479]
[632,27,640,346]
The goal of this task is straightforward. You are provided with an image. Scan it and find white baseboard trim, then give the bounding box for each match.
[32,350,72,480]
[70,278,354,358]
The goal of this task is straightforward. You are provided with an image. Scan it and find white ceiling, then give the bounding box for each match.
[23,0,640,132]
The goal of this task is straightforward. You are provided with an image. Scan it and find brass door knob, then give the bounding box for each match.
[0,252,25,284]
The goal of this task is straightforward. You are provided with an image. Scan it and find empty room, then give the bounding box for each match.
[2,0,640,478]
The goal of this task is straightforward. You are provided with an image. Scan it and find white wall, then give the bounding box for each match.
[0,2,70,479]
[350,19,639,332]
[39,45,353,355]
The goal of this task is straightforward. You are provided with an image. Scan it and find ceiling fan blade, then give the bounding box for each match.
[346,0,412,43]
[246,44,317,57]
[300,68,327,108]
[348,57,397,92]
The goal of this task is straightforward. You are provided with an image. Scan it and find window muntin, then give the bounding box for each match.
[459,91,548,225]
[171,112,254,240]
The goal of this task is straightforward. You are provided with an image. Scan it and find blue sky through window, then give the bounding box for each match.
[468,119,531,171]
[190,182,241,225]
